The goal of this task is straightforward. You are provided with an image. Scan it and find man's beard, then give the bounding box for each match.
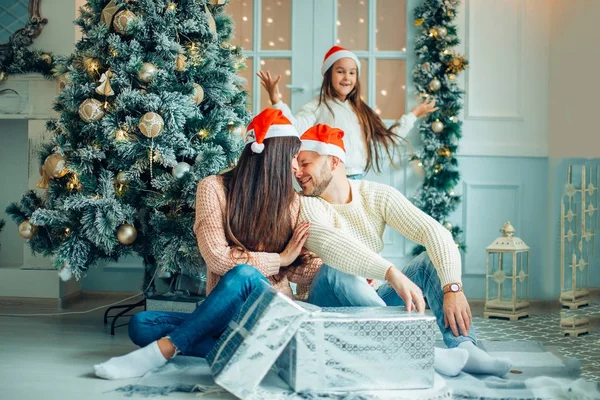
[306,160,333,197]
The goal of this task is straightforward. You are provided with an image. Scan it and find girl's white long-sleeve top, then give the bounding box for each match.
[273,97,417,176]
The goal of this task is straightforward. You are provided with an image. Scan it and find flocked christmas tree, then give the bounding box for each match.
[411,0,468,255]
[6,0,250,293]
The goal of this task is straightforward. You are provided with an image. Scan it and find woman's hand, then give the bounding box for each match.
[279,222,310,267]
[411,97,439,119]
[257,70,282,105]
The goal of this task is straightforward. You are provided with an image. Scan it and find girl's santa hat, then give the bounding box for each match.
[321,46,361,76]
[245,108,299,154]
[300,124,346,163]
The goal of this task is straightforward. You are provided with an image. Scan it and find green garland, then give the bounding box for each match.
[411,0,468,255]
[0,46,57,81]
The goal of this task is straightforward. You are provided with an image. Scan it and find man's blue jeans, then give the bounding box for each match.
[307,252,477,349]
[128,264,269,357]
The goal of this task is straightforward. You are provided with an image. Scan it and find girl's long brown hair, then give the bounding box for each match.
[319,67,409,173]
[221,136,301,256]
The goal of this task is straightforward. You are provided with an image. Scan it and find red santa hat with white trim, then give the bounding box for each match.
[321,46,361,76]
[300,124,346,163]
[245,108,299,154]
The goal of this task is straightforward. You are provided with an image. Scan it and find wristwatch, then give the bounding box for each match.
[443,282,463,294]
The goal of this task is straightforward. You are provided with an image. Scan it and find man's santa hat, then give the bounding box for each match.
[245,108,299,154]
[321,46,361,76]
[300,124,346,163]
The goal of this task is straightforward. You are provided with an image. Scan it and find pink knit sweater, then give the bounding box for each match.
[193,175,321,297]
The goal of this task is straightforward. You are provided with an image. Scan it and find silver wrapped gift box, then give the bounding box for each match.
[205,281,312,399]
[276,307,437,392]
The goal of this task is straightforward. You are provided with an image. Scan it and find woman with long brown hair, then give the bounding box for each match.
[259,46,438,178]
[94,109,320,380]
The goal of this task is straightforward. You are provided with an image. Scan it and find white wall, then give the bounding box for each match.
[548,0,600,158]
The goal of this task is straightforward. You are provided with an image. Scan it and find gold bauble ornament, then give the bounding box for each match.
[117,223,137,245]
[429,28,438,38]
[448,73,456,81]
[37,153,68,188]
[138,112,165,138]
[429,78,441,91]
[192,83,204,104]
[78,98,105,122]
[0,71,7,82]
[197,128,209,138]
[437,26,448,38]
[205,4,217,35]
[138,62,158,83]
[431,120,444,133]
[113,10,136,34]
[116,171,129,184]
[39,53,52,65]
[443,221,453,230]
[18,220,38,240]
[175,53,187,71]
[96,69,115,96]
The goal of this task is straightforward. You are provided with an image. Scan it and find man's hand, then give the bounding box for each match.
[443,291,472,336]
[385,267,426,313]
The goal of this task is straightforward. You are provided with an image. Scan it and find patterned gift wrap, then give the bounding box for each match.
[206,282,312,399]
[277,307,436,392]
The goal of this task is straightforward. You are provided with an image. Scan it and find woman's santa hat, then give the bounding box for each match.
[245,108,299,154]
[300,124,346,163]
[321,46,361,76]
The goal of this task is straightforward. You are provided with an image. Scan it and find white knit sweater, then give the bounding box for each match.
[273,98,417,176]
[300,179,462,287]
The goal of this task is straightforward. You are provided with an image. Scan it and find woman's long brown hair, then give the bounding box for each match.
[319,67,410,173]
[221,136,301,257]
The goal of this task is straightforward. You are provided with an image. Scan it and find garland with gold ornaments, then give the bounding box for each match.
[411,0,468,254]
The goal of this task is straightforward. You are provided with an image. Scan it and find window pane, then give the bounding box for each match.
[227,0,254,50]
[259,58,291,111]
[238,58,253,112]
[376,0,407,51]
[337,0,368,50]
[375,59,406,120]
[359,58,368,103]
[261,0,291,50]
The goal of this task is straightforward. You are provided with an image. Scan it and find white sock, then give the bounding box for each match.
[434,347,469,377]
[94,341,168,380]
[458,341,512,377]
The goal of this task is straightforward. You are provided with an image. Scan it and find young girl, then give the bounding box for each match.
[258,45,438,178]
[93,109,321,380]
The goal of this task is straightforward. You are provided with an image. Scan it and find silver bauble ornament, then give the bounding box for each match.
[192,83,204,104]
[443,221,453,230]
[113,10,136,34]
[78,98,105,122]
[138,62,158,83]
[432,120,444,133]
[138,112,164,138]
[116,171,129,184]
[172,162,191,179]
[429,78,441,91]
[437,26,448,38]
[18,220,38,240]
[117,223,137,245]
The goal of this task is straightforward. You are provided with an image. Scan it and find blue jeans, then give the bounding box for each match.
[307,252,477,348]
[128,264,269,357]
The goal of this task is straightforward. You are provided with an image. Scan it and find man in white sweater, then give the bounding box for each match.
[298,124,513,378]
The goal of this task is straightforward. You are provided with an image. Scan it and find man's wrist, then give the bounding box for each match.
[442,282,463,294]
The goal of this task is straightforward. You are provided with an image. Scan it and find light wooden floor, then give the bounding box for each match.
[0,293,200,400]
